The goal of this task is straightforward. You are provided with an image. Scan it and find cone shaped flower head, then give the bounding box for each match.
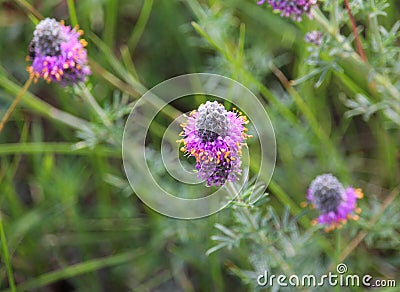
[178,101,250,187]
[257,0,318,22]
[306,173,363,232]
[27,18,91,86]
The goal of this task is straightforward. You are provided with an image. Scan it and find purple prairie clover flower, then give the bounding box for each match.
[257,0,318,22]
[178,101,251,187]
[304,173,363,232]
[305,30,323,46]
[27,18,91,86]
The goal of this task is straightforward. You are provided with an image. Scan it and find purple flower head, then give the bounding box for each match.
[305,30,323,46]
[306,174,363,232]
[27,18,91,86]
[178,101,250,187]
[257,0,318,22]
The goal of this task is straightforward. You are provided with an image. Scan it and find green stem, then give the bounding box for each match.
[128,0,154,51]
[0,216,16,292]
[335,229,341,292]
[78,83,112,127]
[331,0,339,35]
[67,0,78,27]
[336,229,341,262]
[369,0,384,54]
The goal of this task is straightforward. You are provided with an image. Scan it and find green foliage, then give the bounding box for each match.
[0,0,399,291]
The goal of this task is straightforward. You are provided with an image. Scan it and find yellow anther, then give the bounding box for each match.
[80,39,88,47]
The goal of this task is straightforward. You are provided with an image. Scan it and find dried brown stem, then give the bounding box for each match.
[344,0,368,62]
[0,76,33,134]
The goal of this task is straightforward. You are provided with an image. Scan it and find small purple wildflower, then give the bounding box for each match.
[305,173,363,232]
[27,18,91,86]
[305,30,323,46]
[257,0,318,22]
[178,101,250,187]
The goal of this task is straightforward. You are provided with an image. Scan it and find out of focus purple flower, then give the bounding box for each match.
[178,101,250,187]
[257,0,318,22]
[305,30,323,46]
[305,173,363,232]
[27,18,91,86]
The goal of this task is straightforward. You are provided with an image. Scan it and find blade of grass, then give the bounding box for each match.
[0,119,30,219]
[0,143,120,157]
[88,33,145,91]
[67,0,78,27]
[103,0,118,47]
[128,0,154,52]
[120,45,139,79]
[14,0,42,21]
[4,249,144,292]
[0,216,16,292]
[88,35,183,121]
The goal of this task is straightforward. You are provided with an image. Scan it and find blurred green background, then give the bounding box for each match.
[0,0,399,291]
